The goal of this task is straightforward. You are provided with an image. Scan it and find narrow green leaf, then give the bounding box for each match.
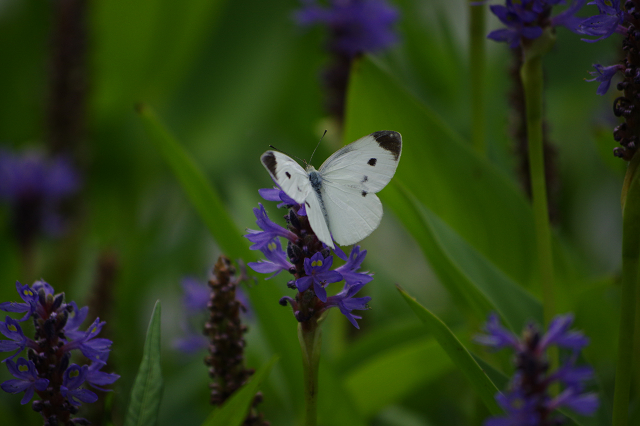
[398,288,502,415]
[137,104,253,262]
[201,356,278,426]
[124,301,163,426]
[344,337,453,418]
[386,181,542,332]
[137,106,302,407]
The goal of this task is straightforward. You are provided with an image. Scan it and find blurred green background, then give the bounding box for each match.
[0,0,629,425]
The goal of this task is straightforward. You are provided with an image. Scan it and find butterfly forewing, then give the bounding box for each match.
[260,151,311,204]
[318,131,402,193]
[317,131,402,245]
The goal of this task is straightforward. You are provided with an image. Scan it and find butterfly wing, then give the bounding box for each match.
[303,186,334,249]
[261,151,311,204]
[318,131,402,246]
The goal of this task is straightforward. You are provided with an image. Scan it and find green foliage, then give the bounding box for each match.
[398,288,502,415]
[124,301,164,426]
[0,0,627,425]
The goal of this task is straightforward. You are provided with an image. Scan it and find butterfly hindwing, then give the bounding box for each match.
[304,188,334,249]
[320,181,383,246]
[261,151,311,204]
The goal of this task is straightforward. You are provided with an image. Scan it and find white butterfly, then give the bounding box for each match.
[261,131,402,249]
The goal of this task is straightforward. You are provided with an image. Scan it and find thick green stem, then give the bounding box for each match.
[299,320,322,426]
[613,154,640,426]
[520,53,555,327]
[469,1,486,156]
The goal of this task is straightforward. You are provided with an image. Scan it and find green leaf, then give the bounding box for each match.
[344,336,454,418]
[201,356,278,426]
[137,105,302,406]
[398,287,502,415]
[344,56,537,289]
[386,181,542,332]
[124,301,164,426]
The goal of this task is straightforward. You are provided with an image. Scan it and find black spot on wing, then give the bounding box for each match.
[261,152,278,176]
[368,158,377,166]
[361,190,368,197]
[372,131,402,161]
[362,175,368,183]
[285,172,291,179]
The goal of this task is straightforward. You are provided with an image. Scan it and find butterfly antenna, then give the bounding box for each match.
[308,130,327,166]
[269,145,305,164]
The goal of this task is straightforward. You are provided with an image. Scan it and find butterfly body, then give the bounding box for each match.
[261,131,402,249]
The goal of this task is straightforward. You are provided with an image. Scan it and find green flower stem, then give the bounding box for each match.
[299,320,322,426]
[520,49,555,328]
[469,0,486,156]
[612,154,640,426]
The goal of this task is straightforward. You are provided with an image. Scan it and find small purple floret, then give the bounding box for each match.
[585,63,622,95]
[577,0,626,42]
[245,204,299,251]
[296,253,343,302]
[1,358,49,405]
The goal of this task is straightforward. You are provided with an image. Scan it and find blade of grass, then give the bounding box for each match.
[124,301,163,426]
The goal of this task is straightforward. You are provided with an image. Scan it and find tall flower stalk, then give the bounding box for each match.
[487,0,585,326]
[245,186,374,426]
[577,1,640,423]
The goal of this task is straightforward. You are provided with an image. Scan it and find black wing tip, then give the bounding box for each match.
[371,131,401,161]
[261,151,278,176]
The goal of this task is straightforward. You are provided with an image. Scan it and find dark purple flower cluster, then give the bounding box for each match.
[245,187,373,328]
[578,1,640,159]
[476,314,599,425]
[487,0,585,48]
[0,280,118,425]
[295,0,400,58]
[0,149,79,244]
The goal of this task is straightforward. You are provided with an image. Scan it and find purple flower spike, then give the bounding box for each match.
[1,358,49,405]
[296,253,343,302]
[247,184,377,328]
[478,313,599,425]
[61,364,98,406]
[0,281,37,322]
[586,63,622,95]
[334,245,373,286]
[325,281,371,328]
[248,238,294,279]
[245,204,299,251]
[295,0,400,57]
